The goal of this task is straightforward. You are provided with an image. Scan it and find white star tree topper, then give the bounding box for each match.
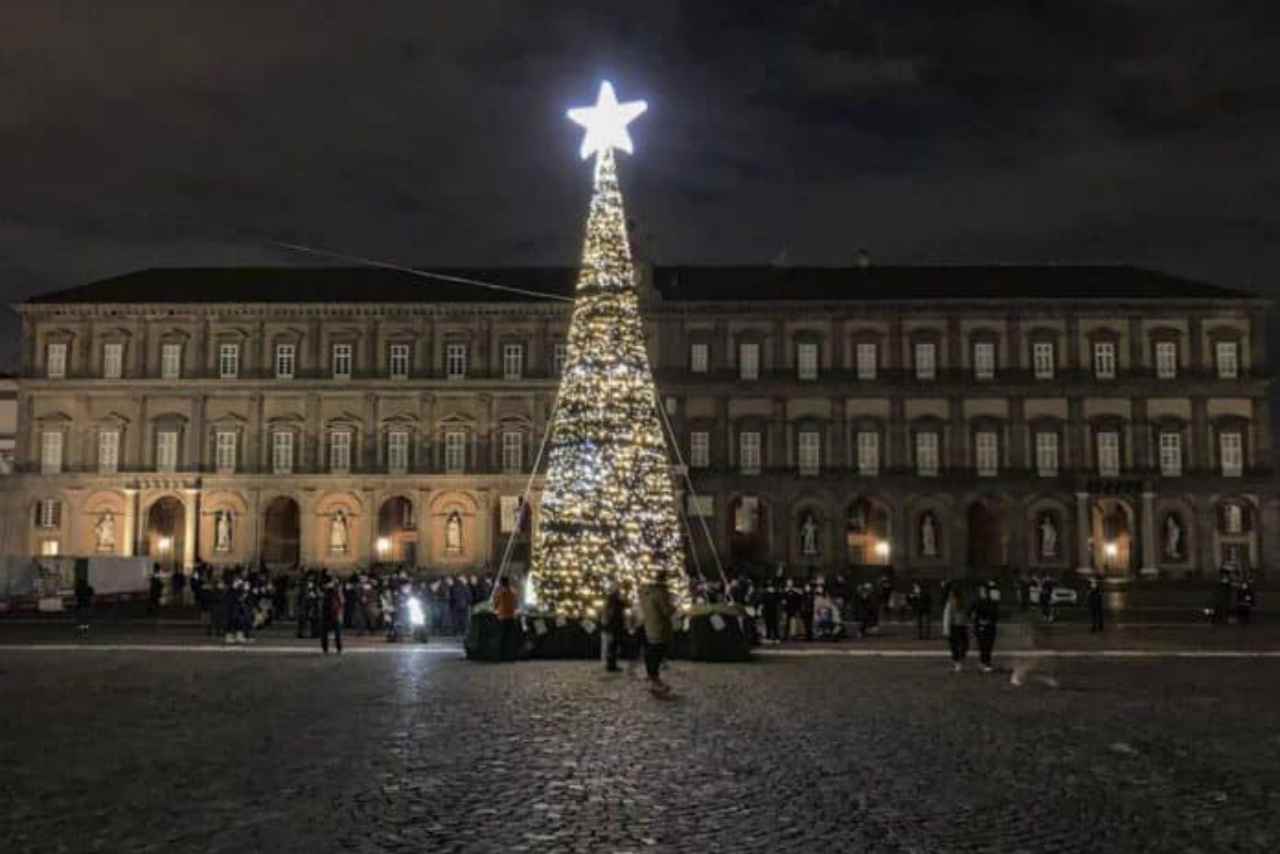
[567,81,648,160]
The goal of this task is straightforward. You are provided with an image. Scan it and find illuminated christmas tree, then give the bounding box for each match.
[530,82,688,618]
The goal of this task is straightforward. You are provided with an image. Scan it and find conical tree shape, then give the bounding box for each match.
[531,148,688,617]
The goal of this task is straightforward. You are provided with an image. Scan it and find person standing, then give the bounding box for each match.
[171,568,187,608]
[941,586,969,673]
[911,582,933,640]
[1214,568,1233,625]
[783,579,803,641]
[761,580,781,643]
[492,576,519,661]
[639,571,676,695]
[970,585,999,673]
[1237,577,1256,625]
[1087,577,1105,633]
[602,583,626,672]
[148,568,164,615]
[74,576,94,635]
[1039,576,1055,623]
[320,573,344,655]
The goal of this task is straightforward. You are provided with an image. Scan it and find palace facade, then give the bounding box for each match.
[3,263,1273,580]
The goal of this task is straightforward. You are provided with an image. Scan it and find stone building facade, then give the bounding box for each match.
[3,264,1274,580]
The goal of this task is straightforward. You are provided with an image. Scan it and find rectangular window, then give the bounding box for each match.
[38,499,59,529]
[329,430,351,473]
[219,343,239,379]
[446,343,467,380]
[1215,341,1239,379]
[739,342,759,380]
[215,431,237,473]
[41,430,63,475]
[856,431,879,476]
[1155,341,1177,379]
[388,430,409,474]
[332,344,353,379]
[500,496,524,533]
[915,431,939,477]
[1032,341,1054,380]
[502,343,524,380]
[156,430,178,473]
[161,343,182,379]
[738,431,761,474]
[553,341,568,376]
[689,431,710,468]
[37,498,60,529]
[1035,432,1059,477]
[275,344,296,379]
[47,343,67,379]
[1220,432,1243,477]
[690,342,709,374]
[856,342,878,380]
[914,342,936,380]
[389,343,410,379]
[1159,432,1182,477]
[103,343,123,379]
[444,430,467,473]
[975,431,998,476]
[973,342,995,381]
[796,342,818,381]
[98,429,119,474]
[272,431,294,474]
[501,431,523,473]
[1097,431,1120,477]
[41,539,60,556]
[687,495,714,517]
[1093,341,1116,379]
[797,430,820,475]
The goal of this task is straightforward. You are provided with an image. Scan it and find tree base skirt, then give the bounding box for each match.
[464,605,753,663]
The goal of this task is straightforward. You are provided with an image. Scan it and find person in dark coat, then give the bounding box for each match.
[602,584,626,672]
[1237,578,1256,625]
[783,580,803,641]
[148,568,164,615]
[970,585,1000,672]
[1214,569,1233,625]
[1039,576,1055,622]
[74,577,94,634]
[761,581,781,642]
[320,573,344,654]
[909,582,932,640]
[1087,577,1105,632]
[801,583,816,642]
[450,575,473,636]
[879,572,895,621]
[171,568,187,607]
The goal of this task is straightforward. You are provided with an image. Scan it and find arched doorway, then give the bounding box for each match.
[1091,498,1133,576]
[377,496,416,564]
[966,499,1007,571]
[261,497,300,567]
[846,498,891,567]
[728,495,769,564]
[144,496,185,570]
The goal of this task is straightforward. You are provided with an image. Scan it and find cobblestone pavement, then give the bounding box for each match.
[2,650,1278,854]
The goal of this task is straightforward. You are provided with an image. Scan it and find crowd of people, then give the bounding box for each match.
[146,564,499,649]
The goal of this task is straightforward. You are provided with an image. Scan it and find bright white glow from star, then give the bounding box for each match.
[567,80,647,160]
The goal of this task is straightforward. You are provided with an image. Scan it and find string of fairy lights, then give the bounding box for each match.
[529,84,690,618]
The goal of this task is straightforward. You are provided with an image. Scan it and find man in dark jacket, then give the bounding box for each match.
[1087,577,1104,632]
[74,577,94,634]
[603,584,626,671]
[761,581,781,642]
[783,580,803,641]
[148,568,164,615]
[320,573,344,654]
[450,575,473,636]
[970,585,1000,672]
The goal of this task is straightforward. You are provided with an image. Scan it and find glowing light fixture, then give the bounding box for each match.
[874,541,891,558]
[376,537,391,557]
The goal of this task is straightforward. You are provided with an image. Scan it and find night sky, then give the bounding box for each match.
[1,1,1277,369]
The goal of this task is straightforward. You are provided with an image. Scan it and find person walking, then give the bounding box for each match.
[761,580,781,643]
[1087,577,1105,632]
[492,576,519,661]
[941,586,969,673]
[320,573,344,655]
[971,585,999,672]
[73,576,94,635]
[639,571,676,695]
[602,583,626,672]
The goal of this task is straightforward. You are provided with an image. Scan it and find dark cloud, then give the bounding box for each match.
[0,0,1277,362]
